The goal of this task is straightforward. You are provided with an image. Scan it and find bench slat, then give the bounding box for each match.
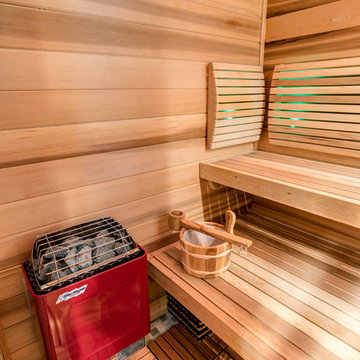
[148,213,360,360]
[148,256,276,360]
[207,62,265,149]
[218,158,360,197]
[200,152,360,228]
[269,58,360,155]
[165,247,313,360]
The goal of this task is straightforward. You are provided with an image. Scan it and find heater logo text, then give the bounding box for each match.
[56,285,88,304]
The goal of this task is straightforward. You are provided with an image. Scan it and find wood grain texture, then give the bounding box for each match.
[0,0,262,42]
[267,0,338,18]
[4,317,41,354]
[0,89,206,130]
[149,215,360,360]
[0,139,253,205]
[200,151,360,227]
[0,162,200,239]
[267,0,360,42]
[0,114,205,166]
[259,130,360,168]
[149,295,168,322]
[0,1,264,358]
[10,339,45,360]
[268,58,360,155]
[0,3,259,64]
[259,0,268,67]
[265,28,360,68]
[127,346,156,360]
[252,197,360,251]
[207,62,265,149]
[0,50,206,90]
[262,0,360,165]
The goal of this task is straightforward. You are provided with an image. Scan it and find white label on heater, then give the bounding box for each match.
[56,284,88,304]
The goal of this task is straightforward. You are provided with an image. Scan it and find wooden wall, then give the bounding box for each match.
[0,1,266,358]
[260,0,360,167]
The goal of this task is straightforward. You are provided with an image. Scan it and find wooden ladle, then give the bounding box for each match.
[168,209,252,249]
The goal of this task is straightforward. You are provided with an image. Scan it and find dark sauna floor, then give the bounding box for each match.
[131,324,242,360]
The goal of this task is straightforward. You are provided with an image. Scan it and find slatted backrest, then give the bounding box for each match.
[207,62,265,149]
[268,58,360,157]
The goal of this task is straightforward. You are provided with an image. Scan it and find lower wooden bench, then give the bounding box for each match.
[148,214,360,360]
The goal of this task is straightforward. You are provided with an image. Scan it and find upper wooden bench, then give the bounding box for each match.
[200,151,360,228]
[201,57,360,228]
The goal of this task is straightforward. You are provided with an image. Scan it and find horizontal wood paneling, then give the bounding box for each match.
[0,50,206,90]
[181,0,263,16]
[265,0,360,69]
[0,162,200,239]
[0,267,25,303]
[266,27,360,68]
[0,293,35,330]
[0,114,205,166]
[0,139,252,205]
[10,340,45,360]
[267,0,360,42]
[1,0,262,42]
[0,0,264,358]
[3,0,262,17]
[4,318,41,354]
[0,4,259,64]
[267,0,338,18]
[0,89,206,130]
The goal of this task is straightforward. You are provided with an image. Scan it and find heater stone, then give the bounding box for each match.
[115,242,131,256]
[49,268,72,283]
[64,247,78,272]
[43,246,69,260]
[38,262,57,282]
[76,245,93,269]
[30,217,140,290]
[92,229,116,263]
[93,248,116,263]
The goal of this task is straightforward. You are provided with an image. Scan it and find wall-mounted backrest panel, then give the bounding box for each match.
[268,58,360,157]
[207,62,265,149]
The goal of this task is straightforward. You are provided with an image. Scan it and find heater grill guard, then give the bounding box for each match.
[22,217,150,360]
[26,216,140,293]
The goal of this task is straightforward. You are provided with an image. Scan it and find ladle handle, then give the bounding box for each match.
[195,223,252,249]
[168,210,252,249]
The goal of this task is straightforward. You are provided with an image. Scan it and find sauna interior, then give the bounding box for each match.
[1,0,360,359]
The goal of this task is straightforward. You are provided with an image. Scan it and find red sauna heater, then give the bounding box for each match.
[22,217,150,360]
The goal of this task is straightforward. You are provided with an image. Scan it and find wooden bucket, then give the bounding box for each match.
[179,222,232,279]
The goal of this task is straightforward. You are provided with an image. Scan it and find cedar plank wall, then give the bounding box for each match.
[0,1,265,359]
[260,0,360,168]
[256,0,360,267]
